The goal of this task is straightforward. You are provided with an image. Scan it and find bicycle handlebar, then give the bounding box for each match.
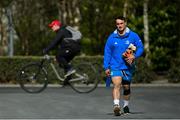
[43,54,51,60]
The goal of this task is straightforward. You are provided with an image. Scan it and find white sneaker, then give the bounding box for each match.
[113,104,121,116]
[64,69,76,78]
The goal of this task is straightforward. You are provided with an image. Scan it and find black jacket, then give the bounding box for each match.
[44,26,80,53]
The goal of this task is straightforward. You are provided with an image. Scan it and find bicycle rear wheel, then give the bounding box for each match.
[69,62,99,93]
[18,63,48,93]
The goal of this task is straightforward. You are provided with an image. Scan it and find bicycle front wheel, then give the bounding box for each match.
[18,63,48,93]
[69,62,99,93]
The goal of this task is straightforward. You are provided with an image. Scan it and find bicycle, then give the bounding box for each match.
[18,55,99,93]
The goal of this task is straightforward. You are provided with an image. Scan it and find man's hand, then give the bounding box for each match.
[125,54,135,65]
[122,44,136,65]
[105,69,111,76]
[44,54,50,60]
[122,48,135,65]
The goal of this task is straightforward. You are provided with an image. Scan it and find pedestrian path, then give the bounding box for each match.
[0,83,180,88]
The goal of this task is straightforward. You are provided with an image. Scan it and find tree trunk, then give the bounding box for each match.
[178,0,180,57]
[72,0,81,30]
[143,0,150,65]
[0,8,8,56]
[58,0,81,30]
[58,0,67,25]
[123,0,128,18]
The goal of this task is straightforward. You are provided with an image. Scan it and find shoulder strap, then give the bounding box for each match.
[66,26,82,40]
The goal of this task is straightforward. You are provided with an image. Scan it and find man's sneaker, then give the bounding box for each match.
[64,69,76,78]
[123,106,130,114]
[113,104,121,116]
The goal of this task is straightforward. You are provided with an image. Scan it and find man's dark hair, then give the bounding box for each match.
[115,16,127,22]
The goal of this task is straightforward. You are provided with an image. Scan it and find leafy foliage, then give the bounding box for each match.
[168,59,180,83]
[148,0,178,71]
[0,56,156,84]
[133,58,157,83]
[0,0,179,75]
[79,0,125,55]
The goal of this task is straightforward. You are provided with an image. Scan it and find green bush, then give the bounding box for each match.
[0,56,40,83]
[0,56,104,84]
[132,58,157,83]
[168,58,180,83]
[0,56,156,84]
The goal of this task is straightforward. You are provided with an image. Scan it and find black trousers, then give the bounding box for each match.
[56,45,80,73]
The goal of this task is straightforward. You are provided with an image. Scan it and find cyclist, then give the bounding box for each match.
[103,16,144,116]
[43,20,82,83]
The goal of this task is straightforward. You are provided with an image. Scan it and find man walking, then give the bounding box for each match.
[103,16,144,116]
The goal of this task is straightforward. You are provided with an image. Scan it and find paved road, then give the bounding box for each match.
[0,85,180,119]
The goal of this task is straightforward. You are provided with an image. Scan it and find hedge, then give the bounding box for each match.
[0,56,160,84]
[167,58,180,83]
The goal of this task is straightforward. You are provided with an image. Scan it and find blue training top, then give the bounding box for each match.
[103,27,144,71]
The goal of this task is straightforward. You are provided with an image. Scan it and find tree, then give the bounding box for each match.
[0,7,8,55]
[10,0,59,55]
[57,0,81,30]
[148,0,178,71]
[0,0,13,56]
[123,0,128,18]
[177,0,180,57]
[143,0,150,65]
[80,0,125,55]
[6,0,82,55]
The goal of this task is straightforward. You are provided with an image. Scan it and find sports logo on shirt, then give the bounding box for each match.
[125,40,130,44]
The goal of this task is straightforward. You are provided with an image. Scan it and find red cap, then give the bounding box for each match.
[48,20,62,28]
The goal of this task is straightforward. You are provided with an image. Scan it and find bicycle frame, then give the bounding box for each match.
[43,56,86,83]
[50,62,64,81]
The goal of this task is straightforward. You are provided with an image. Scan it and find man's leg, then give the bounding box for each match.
[122,81,131,113]
[56,48,76,76]
[56,56,71,72]
[56,49,70,71]
[112,76,122,116]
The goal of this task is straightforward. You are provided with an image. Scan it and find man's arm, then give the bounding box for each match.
[133,34,144,58]
[124,33,144,65]
[103,36,112,71]
[44,30,64,53]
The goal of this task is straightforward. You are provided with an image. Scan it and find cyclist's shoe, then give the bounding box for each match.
[123,106,130,114]
[64,69,76,78]
[62,80,70,86]
[62,75,72,86]
[113,104,121,116]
